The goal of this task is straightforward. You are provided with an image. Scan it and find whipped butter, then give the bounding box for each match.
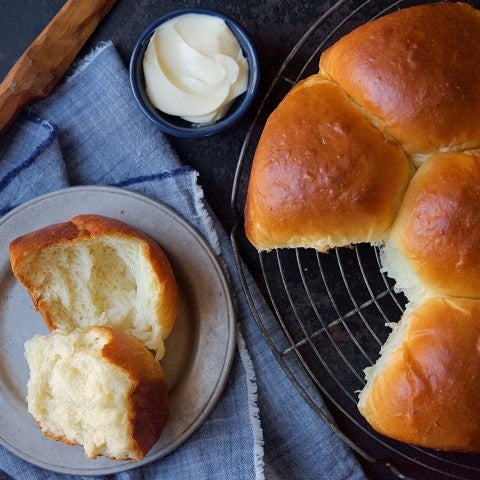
[143,13,249,124]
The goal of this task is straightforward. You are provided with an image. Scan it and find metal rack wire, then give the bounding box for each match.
[230,0,480,478]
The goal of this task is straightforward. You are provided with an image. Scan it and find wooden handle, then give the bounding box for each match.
[0,0,117,136]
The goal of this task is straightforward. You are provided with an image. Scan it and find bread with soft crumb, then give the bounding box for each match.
[10,214,178,359]
[25,326,169,461]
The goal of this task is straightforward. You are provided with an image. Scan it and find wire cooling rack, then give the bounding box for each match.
[230,0,480,478]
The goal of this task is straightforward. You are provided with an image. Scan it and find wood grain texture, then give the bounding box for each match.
[0,0,117,135]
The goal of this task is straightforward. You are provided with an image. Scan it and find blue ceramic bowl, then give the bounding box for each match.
[129,7,260,138]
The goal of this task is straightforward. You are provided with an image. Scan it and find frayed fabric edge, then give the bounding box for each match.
[189,170,222,255]
[188,170,265,479]
[62,41,114,86]
[237,329,266,480]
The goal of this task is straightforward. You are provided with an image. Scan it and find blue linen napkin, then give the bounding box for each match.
[0,42,366,480]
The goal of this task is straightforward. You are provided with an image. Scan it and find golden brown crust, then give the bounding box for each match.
[98,326,169,460]
[391,151,480,298]
[244,76,412,252]
[319,2,480,155]
[38,422,79,447]
[359,297,480,451]
[9,214,178,339]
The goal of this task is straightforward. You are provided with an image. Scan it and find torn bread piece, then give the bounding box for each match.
[25,326,169,461]
[10,214,178,359]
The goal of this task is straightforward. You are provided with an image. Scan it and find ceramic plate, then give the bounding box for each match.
[0,186,236,475]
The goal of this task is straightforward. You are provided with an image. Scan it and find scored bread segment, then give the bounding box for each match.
[382,151,480,302]
[24,326,169,461]
[10,214,178,359]
[320,2,480,157]
[359,298,480,451]
[244,76,413,252]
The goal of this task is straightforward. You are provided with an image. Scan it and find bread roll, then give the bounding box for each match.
[320,2,480,158]
[10,214,178,359]
[244,76,412,252]
[359,297,480,451]
[25,326,169,461]
[381,151,480,302]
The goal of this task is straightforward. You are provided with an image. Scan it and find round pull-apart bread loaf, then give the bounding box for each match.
[9,214,178,360]
[25,326,169,461]
[244,2,480,451]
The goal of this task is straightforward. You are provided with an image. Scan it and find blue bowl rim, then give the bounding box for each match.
[129,7,260,138]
